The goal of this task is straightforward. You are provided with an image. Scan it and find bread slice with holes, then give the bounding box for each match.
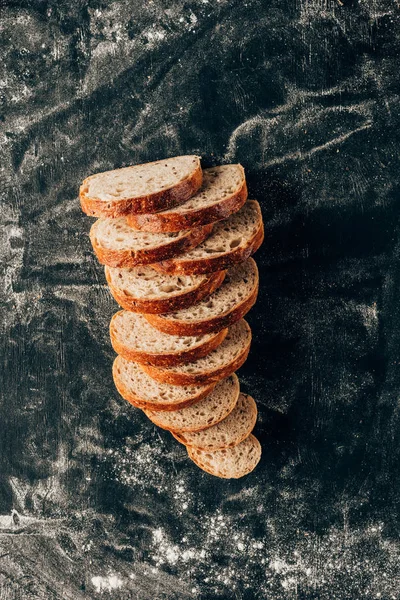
[80,156,202,217]
[153,200,264,275]
[173,393,257,450]
[113,356,216,411]
[145,258,258,335]
[144,374,239,432]
[187,433,261,478]
[126,164,247,232]
[105,265,226,314]
[90,218,212,268]
[138,319,251,385]
[110,311,228,367]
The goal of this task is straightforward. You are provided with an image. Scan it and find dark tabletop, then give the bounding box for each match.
[1,1,400,598]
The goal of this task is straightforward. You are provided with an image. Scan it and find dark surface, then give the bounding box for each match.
[1,0,400,598]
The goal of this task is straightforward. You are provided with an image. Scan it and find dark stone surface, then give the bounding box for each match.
[1,0,400,597]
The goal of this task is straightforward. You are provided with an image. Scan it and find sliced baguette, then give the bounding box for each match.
[110,311,228,367]
[144,374,239,432]
[113,356,216,411]
[80,156,202,217]
[173,393,257,450]
[126,164,247,232]
[153,200,264,275]
[145,258,258,335]
[187,433,261,478]
[105,265,226,314]
[138,319,251,385]
[90,219,212,268]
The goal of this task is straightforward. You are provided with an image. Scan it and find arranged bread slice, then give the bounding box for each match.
[173,393,257,450]
[126,165,247,232]
[138,319,251,385]
[80,156,202,217]
[153,200,264,275]
[110,311,228,367]
[187,433,261,478]
[145,258,258,335]
[144,374,239,432]
[105,265,226,314]
[90,219,212,268]
[113,356,216,411]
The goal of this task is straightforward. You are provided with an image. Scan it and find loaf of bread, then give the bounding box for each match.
[187,433,261,478]
[110,311,227,367]
[90,218,212,268]
[105,265,226,313]
[153,200,264,275]
[144,374,239,432]
[113,356,216,411]
[138,319,251,385]
[173,393,257,450]
[80,156,202,217]
[126,164,247,232]
[144,258,258,335]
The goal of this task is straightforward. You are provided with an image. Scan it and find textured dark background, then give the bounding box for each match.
[1,0,400,598]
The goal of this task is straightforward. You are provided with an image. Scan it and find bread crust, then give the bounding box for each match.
[187,434,261,478]
[153,203,264,275]
[105,267,226,314]
[137,322,252,385]
[112,358,216,412]
[109,312,228,367]
[90,222,213,268]
[144,259,259,335]
[80,157,203,217]
[125,169,248,232]
[172,394,257,449]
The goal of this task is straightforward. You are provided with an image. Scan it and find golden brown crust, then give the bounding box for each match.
[171,395,257,449]
[137,326,251,385]
[90,223,213,268]
[125,176,248,233]
[112,358,216,412]
[80,158,203,218]
[105,268,226,314]
[109,313,228,367]
[153,214,264,276]
[144,263,259,335]
[187,434,261,478]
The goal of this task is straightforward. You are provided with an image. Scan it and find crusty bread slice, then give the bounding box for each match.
[90,219,212,268]
[153,200,264,275]
[110,311,228,367]
[144,374,239,432]
[105,265,226,314]
[145,258,258,335]
[187,433,261,478]
[173,393,257,450]
[126,165,247,232]
[113,356,216,411]
[80,156,202,217]
[138,319,251,385]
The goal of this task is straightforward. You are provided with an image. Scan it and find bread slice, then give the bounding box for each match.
[173,393,257,450]
[144,374,239,432]
[187,433,261,478]
[80,156,202,217]
[138,319,251,385]
[105,265,226,314]
[153,200,264,275]
[126,165,247,232]
[113,356,216,411]
[145,258,258,335]
[90,218,212,268]
[110,311,228,367]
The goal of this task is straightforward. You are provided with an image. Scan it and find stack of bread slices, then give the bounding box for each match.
[80,155,264,479]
